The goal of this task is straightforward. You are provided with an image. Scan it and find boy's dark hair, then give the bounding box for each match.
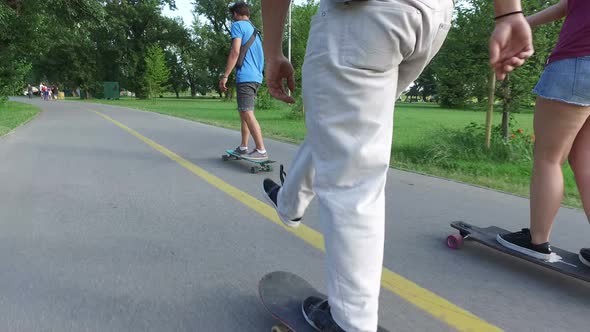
[229,2,250,17]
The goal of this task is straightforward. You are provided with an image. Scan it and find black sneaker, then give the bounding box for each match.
[579,248,590,268]
[302,296,345,332]
[262,165,301,228]
[496,228,553,260]
[232,146,248,155]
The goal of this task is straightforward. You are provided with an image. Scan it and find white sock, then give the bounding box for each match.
[239,146,248,151]
[256,149,266,154]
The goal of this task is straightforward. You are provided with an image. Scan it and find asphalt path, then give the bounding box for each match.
[1,97,589,331]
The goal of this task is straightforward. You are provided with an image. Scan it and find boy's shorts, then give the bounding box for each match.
[236,82,261,112]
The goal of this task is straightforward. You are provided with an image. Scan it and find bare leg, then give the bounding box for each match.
[568,112,590,222]
[240,111,265,151]
[240,116,250,148]
[529,97,590,244]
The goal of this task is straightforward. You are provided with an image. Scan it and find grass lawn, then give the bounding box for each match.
[74,97,581,208]
[0,101,41,137]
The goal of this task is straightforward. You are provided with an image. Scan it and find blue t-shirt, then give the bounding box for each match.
[231,20,264,84]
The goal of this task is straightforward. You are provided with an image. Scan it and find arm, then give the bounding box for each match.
[494,0,523,16]
[261,0,295,103]
[526,0,567,27]
[489,0,534,80]
[261,0,290,59]
[219,38,241,92]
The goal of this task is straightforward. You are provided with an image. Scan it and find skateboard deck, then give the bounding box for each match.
[259,271,389,332]
[448,221,590,282]
[222,149,276,173]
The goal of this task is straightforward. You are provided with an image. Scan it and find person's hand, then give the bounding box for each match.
[265,54,296,104]
[219,77,228,92]
[489,14,534,80]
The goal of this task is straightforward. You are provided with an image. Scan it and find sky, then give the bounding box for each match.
[162,0,195,27]
[162,0,310,27]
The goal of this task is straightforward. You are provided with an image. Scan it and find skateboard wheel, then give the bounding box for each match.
[447,234,464,249]
[222,155,229,161]
[251,166,259,174]
[271,325,291,332]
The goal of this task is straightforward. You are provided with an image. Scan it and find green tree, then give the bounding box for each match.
[0,0,103,99]
[184,17,227,97]
[287,0,318,93]
[144,45,170,99]
[166,49,188,98]
[192,0,238,99]
[430,0,493,108]
[431,0,561,139]
[414,66,437,102]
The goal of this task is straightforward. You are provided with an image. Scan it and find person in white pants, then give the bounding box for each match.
[261,1,534,331]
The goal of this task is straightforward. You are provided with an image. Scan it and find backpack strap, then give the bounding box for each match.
[236,21,260,69]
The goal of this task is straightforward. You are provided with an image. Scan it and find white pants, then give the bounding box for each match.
[278,0,453,331]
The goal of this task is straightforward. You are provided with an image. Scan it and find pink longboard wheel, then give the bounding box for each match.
[447,234,464,249]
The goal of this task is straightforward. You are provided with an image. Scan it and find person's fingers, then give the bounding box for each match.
[502,64,516,74]
[511,56,526,67]
[497,56,526,76]
[518,46,534,60]
[501,45,531,63]
[269,84,295,104]
[287,73,296,93]
[274,92,294,103]
[268,83,289,102]
[495,66,507,81]
[503,56,525,68]
[265,60,297,104]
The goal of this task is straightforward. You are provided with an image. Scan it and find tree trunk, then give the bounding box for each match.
[502,110,510,140]
[485,70,496,149]
[187,75,196,97]
[500,78,511,140]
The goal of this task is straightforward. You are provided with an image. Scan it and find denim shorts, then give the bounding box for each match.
[533,56,590,107]
[236,82,260,112]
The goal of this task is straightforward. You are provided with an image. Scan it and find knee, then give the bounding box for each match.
[533,145,568,166]
[240,110,254,120]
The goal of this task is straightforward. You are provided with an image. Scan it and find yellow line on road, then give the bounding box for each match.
[94,110,502,332]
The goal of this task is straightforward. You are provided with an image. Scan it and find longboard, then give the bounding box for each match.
[448,221,590,282]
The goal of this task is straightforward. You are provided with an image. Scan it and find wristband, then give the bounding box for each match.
[495,11,524,20]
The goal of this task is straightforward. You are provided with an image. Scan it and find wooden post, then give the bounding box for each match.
[485,70,496,149]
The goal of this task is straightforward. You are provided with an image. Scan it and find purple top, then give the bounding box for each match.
[548,0,590,63]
